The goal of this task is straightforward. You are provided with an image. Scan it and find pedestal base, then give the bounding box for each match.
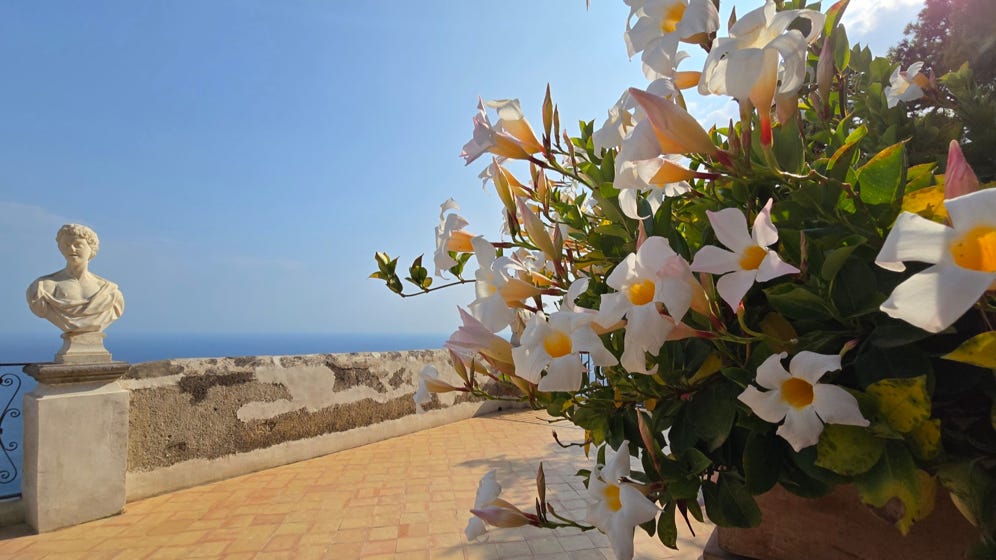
[22,379,130,533]
[55,331,112,364]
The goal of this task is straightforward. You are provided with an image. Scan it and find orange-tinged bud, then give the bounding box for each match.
[628,87,717,155]
[649,159,697,185]
[516,198,558,260]
[674,71,702,90]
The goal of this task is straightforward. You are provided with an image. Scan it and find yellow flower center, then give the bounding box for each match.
[627,280,656,306]
[780,378,814,409]
[660,2,687,33]
[603,484,622,512]
[543,330,573,358]
[950,226,996,272]
[739,246,767,271]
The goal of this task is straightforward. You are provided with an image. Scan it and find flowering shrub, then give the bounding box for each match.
[373,0,996,557]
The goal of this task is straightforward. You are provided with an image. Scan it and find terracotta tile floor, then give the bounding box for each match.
[0,410,712,559]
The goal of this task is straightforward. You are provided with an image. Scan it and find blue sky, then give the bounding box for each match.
[0,1,922,336]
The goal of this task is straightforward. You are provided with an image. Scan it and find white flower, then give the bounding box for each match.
[468,237,542,333]
[594,236,695,374]
[460,98,543,165]
[434,198,474,277]
[690,199,799,310]
[413,365,456,414]
[698,0,824,144]
[586,441,659,560]
[738,352,869,452]
[512,310,617,392]
[875,188,996,333]
[465,470,502,540]
[885,62,930,108]
[624,0,719,79]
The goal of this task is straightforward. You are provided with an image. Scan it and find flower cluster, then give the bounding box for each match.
[374,1,996,558]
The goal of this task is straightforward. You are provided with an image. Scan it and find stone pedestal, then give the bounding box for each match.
[55,331,112,364]
[22,362,130,533]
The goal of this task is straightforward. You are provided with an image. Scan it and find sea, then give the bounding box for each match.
[0,331,449,365]
[0,331,448,498]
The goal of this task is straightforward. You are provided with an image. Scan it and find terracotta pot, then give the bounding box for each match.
[714,483,978,560]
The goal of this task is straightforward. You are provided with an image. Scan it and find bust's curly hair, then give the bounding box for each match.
[56,224,99,259]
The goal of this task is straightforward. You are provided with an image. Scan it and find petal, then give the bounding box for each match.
[511,345,545,384]
[625,304,672,355]
[716,269,758,310]
[573,327,619,367]
[738,385,788,423]
[607,518,636,560]
[777,406,824,451]
[563,278,590,312]
[751,199,779,247]
[875,212,951,272]
[880,263,996,333]
[707,208,754,253]
[636,236,679,274]
[464,517,487,541]
[619,483,659,527]
[755,250,800,282]
[755,352,791,389]
[618,187,646,220]
[606,253,641,291]
[539,355,584,392]
[689,245,740,274]
[787,351,841,385]
[603,441,632,481]
[594,292,631,329]
[945,188,996,231]
[812,384,869,427]
[770,31,810,94]
[469,294,514,333]
[656,276,693,320]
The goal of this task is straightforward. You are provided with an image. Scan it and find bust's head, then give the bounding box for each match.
[56,224,99,263]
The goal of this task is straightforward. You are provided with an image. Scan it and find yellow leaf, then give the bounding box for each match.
[915,470,937,522]
[909,418,941,460]
[866,376,931,433]
[943,331,996,369]
[688,353,723,385]
[901,182,947,221]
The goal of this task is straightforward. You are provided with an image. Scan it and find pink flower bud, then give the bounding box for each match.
[944,140,980,200]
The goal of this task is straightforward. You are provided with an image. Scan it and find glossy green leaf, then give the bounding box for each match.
[857,142,906,206]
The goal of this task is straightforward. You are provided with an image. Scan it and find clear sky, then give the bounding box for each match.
[0,0,923,336]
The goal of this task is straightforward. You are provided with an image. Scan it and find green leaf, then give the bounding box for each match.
[866,376,931,433]
[823,0,850,36]
[702,475,761,528]
[764,283,833,320]
[657,501,678,550]
[688,381,739,451]
[832,24,850,72]
[943,331,996,369]
[857,142,907,206]
[744,433,780,494]
[816,424,884,476]
[830,261,879,318]
[772,115,804,173]
[819,235,865,282]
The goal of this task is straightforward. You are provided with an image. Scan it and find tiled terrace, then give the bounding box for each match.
[0,410,712,559]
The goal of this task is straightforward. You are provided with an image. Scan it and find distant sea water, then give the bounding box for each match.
[0,331,449,365]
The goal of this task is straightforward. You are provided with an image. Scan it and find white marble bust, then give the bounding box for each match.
[27,224,125,363]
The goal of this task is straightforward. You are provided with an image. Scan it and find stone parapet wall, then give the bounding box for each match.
[121,348,513,501]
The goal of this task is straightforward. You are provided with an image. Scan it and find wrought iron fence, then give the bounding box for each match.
[0,364,28,500]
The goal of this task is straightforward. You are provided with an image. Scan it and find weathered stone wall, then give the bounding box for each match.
[121,349,511,500]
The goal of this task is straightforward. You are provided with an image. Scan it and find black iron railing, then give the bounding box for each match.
[0,363,28,499]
